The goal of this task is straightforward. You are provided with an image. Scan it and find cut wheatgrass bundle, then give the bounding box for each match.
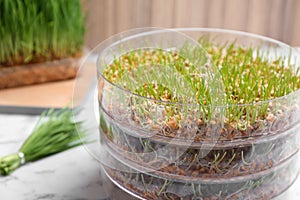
[0,107,87,176]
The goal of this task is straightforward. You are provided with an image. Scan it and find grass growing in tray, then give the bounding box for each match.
[0,0,85,66]
[102,40,300,131]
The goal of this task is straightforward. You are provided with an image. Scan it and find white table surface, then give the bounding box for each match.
[0,114,300,200]
[0,113,138,200]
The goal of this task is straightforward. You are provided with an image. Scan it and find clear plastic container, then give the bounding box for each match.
[97,28,300,199]
[103,150,300,199]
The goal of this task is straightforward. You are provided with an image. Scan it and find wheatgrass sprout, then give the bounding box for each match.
[103,39,300,131]
[0,0,85,65]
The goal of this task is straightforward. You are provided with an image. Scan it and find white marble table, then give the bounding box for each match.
[0,114,136,200]
[0,113,300,200]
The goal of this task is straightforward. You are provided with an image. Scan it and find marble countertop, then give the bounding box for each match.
[0,114,136,200]
[0,113,300,200]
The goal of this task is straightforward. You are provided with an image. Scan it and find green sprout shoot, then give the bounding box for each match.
[102,39,300,132]
[0,0,85,66]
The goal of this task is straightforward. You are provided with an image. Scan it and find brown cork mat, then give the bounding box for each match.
[0,61,96,115]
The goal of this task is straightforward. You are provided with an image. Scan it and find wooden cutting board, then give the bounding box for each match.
[0,61,96,115]
[0,79,75,107]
